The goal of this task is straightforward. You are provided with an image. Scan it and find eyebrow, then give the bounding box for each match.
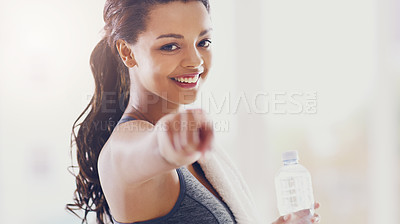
[156,28,213,40]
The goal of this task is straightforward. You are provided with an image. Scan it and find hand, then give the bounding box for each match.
[272,202,321,224]
[155,108,214,167]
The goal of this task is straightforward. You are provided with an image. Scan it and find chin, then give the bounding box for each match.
[165,88,198,105]
[175,95,197,105]
[181,100,196,105]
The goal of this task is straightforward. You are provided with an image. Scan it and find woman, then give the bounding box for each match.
[66,0,320,223]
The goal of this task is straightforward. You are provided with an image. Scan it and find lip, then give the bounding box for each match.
[170,73,202,89]
[170,72,202,79]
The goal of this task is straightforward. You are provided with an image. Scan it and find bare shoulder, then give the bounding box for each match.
[111,119,155,141]
[99,119,155,183]
[97,119,154,191]
[97,119,154,184]
[97,121,180,222]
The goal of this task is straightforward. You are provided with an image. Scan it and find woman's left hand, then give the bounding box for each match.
[272,202,321,224]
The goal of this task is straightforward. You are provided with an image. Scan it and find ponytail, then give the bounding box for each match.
[66,37,130,224]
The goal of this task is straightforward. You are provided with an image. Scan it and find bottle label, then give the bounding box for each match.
[276,175,314,215]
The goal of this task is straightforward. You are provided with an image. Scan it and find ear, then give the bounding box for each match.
[116,39,136,68]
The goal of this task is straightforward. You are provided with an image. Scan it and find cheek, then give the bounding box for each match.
[151,55,178,77]
[137,53,164,77]
[203,50,212,68]
[141,54,177,91]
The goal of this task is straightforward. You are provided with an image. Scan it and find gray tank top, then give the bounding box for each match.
[112,116,236,224]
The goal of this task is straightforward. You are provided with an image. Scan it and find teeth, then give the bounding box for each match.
[173,76,199,83]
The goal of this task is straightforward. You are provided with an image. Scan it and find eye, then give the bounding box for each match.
[198,39,212,48]
[160,43,180,51]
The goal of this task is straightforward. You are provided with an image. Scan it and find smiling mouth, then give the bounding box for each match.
[171,75,200,83]
[170,73,202,84]
[170,73,202,89]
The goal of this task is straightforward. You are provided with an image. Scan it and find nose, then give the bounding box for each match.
[181,47,204,69]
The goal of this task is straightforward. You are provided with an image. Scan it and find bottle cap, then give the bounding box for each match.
[282,150,299,161]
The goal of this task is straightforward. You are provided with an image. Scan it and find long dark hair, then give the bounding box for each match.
[66,0,210,223]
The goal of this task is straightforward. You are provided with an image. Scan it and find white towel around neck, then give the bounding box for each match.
[197,142,263,224]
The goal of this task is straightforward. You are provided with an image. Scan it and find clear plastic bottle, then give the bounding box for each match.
[275,150,315,216]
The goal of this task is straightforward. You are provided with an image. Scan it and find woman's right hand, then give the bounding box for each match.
[272,202,321,224]
[155,108,214,167]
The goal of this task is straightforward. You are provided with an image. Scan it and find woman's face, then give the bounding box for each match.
[130,1,212,105]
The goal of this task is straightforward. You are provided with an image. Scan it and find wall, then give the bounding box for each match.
[0,0,399,223]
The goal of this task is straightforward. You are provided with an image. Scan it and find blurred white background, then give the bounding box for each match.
[0,0,399,223]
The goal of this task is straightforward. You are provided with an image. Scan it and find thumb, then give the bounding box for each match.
[272,213,291,224]
[283,214,291,222]
[198,123,214,153]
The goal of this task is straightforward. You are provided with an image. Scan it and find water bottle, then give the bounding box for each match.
[275,150,315,216]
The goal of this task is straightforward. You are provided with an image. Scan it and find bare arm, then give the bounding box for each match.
[104,120,176,185]
[98,109,214,187]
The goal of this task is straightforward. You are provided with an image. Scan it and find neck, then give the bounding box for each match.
[126,88,181,125]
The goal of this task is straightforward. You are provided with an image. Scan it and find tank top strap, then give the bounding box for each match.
[111,168,184,224]
[117,116,137,126]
